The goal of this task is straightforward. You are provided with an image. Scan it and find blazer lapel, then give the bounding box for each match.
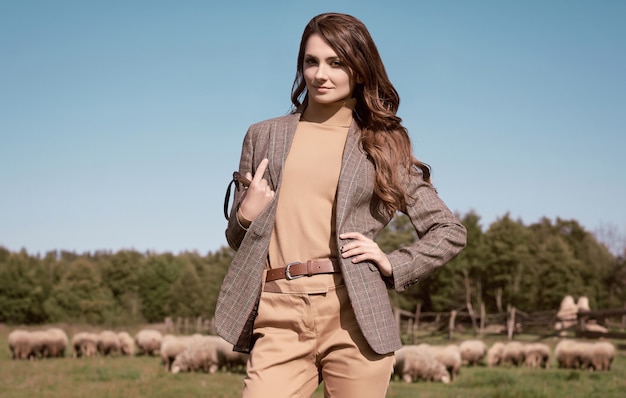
[336,121,364,226]
[268,113,301,189]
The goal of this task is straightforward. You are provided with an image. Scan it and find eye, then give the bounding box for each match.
[304,57,318,66]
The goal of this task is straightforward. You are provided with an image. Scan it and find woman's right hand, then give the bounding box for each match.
[238,158,275,222]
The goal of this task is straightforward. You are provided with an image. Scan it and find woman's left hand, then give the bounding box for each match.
[339,232,393,277]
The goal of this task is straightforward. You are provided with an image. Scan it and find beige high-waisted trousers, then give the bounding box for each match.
[242,279,394,398]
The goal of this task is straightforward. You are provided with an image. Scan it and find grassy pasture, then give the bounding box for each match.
[2,324,625,398]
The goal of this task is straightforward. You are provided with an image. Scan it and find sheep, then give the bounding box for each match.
[135,329,163,356]
[8,329,31,359]
[501,341,526,367]
[557,340,617,371]
[555,339,600,370]
[486,342,505,367]
[555,339,582,369]
[171,335,222,374]
[523,343,551,369]
[214,337,249,373]
[72,332,99,358]
[44,328,68,358]
[458,339,487,366]
[8,328,68,360]
[428,344,462,381]
[393,344,451,384]
[160,334,202,371]
[28,330,49,359]
[97,330,121,356]
[590,341,615,371]
[117,331,136,356]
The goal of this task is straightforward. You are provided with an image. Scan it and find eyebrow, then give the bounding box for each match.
[304,54,341,61]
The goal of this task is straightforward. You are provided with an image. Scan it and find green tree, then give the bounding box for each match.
[0,249,48,323]
[530,234,586,310]
[100,250,143,323]
[137,253,181,322]
[170,262,206,318]
[44,258,118,324]
[482,214,532,312]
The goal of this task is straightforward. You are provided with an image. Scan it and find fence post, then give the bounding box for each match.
[480,303,486,334]
[507,307,516,340]
[414,303,422,336]
[449,310,457,340]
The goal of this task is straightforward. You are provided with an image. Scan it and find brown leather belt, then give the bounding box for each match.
[265,259,341,282]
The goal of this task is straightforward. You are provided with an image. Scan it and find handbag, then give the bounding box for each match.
[223,171,251,220]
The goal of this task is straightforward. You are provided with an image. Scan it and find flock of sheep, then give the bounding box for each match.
[7,327,248,375]
[393,338,617,384]
[7,328,617,383]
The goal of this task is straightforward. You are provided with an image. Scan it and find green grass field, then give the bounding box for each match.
[2,324,625,398]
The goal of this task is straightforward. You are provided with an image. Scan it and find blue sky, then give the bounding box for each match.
[1,0,625,255]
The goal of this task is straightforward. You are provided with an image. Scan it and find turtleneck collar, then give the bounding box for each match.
[300,98,356,128]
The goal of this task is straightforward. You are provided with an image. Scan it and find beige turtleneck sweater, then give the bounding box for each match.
[264,100,355,293]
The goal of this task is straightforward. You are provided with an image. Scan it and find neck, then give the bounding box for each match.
[302,99,356,125]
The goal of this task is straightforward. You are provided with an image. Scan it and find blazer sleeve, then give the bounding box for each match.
[225,126,256,250]
[387,171,467,292]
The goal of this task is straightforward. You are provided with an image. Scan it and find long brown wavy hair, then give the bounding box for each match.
[291,12,432,216]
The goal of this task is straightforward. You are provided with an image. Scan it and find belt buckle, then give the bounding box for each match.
[285,262,304,281]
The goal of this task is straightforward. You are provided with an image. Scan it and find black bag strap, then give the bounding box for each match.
[224,171,251,221]
[223,174,237,220]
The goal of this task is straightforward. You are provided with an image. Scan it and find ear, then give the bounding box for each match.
[355,75,364,84]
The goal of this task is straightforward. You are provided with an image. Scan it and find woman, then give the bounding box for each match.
[215,12,466,397]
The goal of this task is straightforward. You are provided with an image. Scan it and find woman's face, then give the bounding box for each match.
[303,33,356,107]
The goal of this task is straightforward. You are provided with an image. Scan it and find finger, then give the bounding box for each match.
[339,232,364,241]
[252,158,269,183]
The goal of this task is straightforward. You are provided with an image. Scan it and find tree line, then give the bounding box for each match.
[1,212,624,326]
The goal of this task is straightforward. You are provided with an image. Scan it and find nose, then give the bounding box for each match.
[314,63,327,81]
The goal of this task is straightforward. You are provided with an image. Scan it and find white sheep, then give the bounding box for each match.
[591,341,615,371]
[557,340,616,371]
[501,341,525,367]
[8,329,31,359]
[44,328,68,358]
[523,343,551,368]
[214,336,249,372]
[428,344,462,381]
[393,344,451,384]
[97,330,121,356]
[160,334,202,371]
[486,342,505,367]
[171,335,222,374]
[8,328,69,360]
[72,332,99,358]
[555,339,582,369]
[135,329,163,356]
[117,331,136,356]
[458,339,487,366]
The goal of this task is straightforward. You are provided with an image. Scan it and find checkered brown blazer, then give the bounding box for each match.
[214,112,466,354]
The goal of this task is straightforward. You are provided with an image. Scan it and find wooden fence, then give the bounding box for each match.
[164,316,215,335]
[394,304,626,343]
